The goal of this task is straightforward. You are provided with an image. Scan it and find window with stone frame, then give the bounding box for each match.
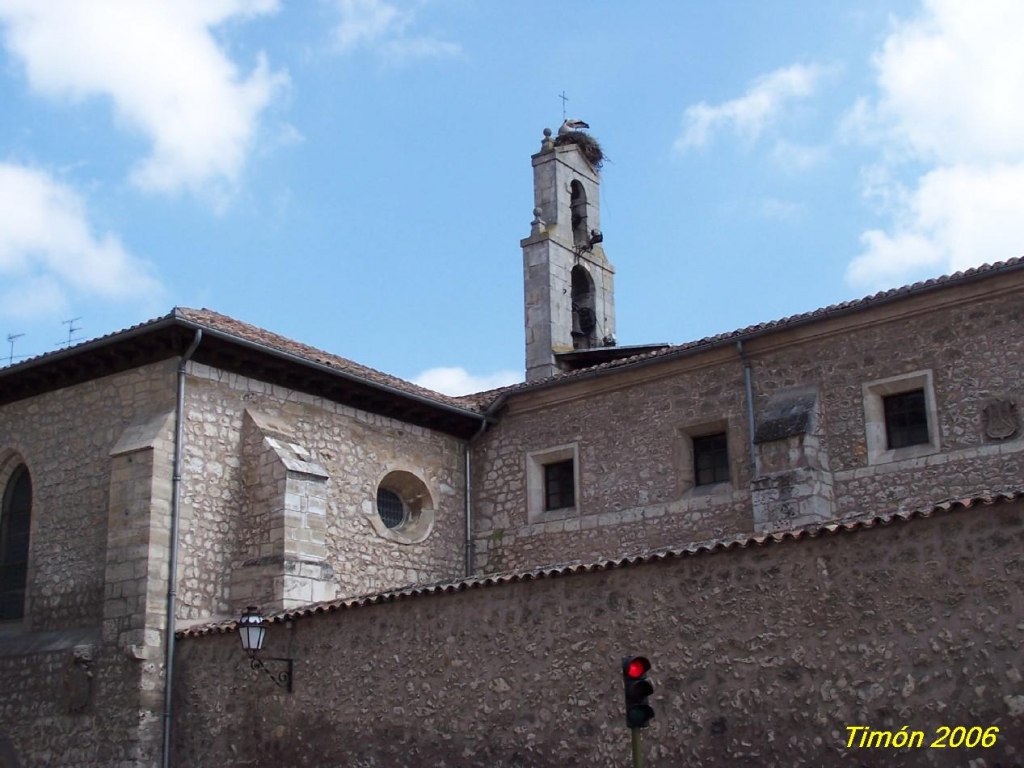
[369,470,437,544]
[862,370,939,465]
[526,443,579,522]
[1,465,31,621]
[883,389,930,449]
[693,433,729,486]
[544,459,576,511]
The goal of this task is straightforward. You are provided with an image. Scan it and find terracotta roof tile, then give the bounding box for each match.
[0,306,482,413]
[0,310,177,372]
[469,256,1024,409]
[173,307,476,410]
[177,487,1024,638]
[6,257,1023,410]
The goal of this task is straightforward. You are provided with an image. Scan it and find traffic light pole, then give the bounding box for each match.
[631,728,643,768]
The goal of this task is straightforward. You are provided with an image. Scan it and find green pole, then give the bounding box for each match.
[631,727,643,768]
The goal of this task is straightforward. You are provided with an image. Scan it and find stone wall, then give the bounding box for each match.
[176,362,468,624]
[0,354,472,766]
[473,347,753,573]
[472,279,1024,572]
[0,360,178,768]
[173,496,1024,767]
[0,362,176,629]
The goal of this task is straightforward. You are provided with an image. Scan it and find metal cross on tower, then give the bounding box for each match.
[559,91,569,121]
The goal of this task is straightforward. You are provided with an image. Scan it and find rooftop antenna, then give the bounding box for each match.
[559,90,569,121]
[56,317,82,348]
[5,332,24,366]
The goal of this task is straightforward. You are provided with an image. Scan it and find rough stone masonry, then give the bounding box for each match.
[173,494,1024,767]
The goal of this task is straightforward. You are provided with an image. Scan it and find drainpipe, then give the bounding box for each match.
[465,420,489,578]
[736,340,757,478]
[162,329,202,768]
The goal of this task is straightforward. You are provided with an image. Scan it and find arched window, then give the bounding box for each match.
[571,265,597,350]
[1,465,31,620]
[570,180,588,246]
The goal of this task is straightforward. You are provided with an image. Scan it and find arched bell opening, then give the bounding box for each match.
[570,181,589,247]
[571,265,597,350]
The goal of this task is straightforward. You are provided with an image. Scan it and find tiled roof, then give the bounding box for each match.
[466,256,1024,410]
[0,306,482,415]
[5,257,1023,412]
[173,308,476,411]
[0,311,175,372]
[177,487,1024,638]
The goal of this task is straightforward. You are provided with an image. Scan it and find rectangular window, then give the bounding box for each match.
[527,444,578,522]
[863,370,939,465]
[883,389,930,449]
[544,459,575,511]
[693,433,729,486]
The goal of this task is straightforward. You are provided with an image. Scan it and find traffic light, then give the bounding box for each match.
[622,655,655,729]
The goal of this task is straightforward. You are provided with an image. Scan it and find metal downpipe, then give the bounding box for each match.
[465,419,489,578]
[162,329,202,768]
[736,340,757,477]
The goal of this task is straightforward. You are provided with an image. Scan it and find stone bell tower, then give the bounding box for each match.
[522,125,616,382]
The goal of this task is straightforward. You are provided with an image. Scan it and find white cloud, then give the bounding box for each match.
[413,367,521,397]
[381,36,461,63]
[770,140,828,171]
[845,0,1024,288]
[274,124,306,148]
[0,275,68,320]
[675,64,828,151]
[847,164,1024,288]
[759,198,806,223]
[0,0,287,198]
[333,0,407,51]
[332,0,460,62]
[0,163,162,319]
[865,0,1024,166]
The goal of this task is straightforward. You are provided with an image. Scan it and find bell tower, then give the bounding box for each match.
[522,125,616,382]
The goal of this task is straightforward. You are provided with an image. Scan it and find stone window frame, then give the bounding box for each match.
[862,369,940,465]
[0,452,31,631]
[526,443,580,523]
[367,469,436,545]
[676,419,733,498]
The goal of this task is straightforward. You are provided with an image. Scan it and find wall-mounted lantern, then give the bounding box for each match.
[238,606,294,693]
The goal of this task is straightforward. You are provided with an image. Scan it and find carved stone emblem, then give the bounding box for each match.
[983,399,1019,440]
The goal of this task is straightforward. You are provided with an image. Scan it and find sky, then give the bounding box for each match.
[2,0,1023,395]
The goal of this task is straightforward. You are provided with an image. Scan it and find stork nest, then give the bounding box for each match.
[553,131,605,170]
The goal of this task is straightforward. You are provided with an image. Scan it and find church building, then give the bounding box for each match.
[1,124,1023,766]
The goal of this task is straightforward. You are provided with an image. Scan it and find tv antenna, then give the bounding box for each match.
[57,317,83,348]
[5,332,25,366]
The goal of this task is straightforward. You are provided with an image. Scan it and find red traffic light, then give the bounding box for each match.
[624,657,650,679]
[622,655,655,729]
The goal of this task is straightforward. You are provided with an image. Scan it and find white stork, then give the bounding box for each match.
[558,118,590,135]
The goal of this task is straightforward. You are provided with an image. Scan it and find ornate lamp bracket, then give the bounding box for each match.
[249,654,294,693]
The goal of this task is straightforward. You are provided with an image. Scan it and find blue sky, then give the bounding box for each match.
[2,1,1023,394]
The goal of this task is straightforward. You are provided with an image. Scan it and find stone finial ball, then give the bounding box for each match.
[533,207,543,216]
[542,128,552,138]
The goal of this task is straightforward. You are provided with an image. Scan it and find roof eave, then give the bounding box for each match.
[171,315,489,425]
[484,257,1024,413]
[1,312,489,432]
